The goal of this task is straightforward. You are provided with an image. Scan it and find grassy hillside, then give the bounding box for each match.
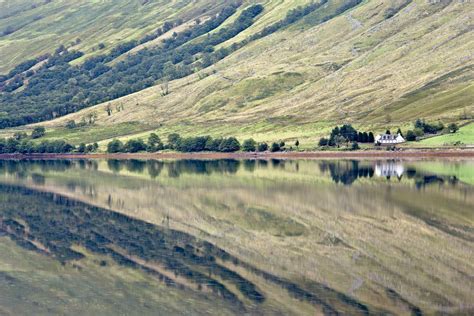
[0,0,473,147]
[419,122,474,147]
[0,0,226,72]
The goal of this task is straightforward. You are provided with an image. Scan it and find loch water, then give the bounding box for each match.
[0,159,472,315]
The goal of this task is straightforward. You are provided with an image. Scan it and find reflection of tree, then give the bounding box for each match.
[257,160,268,168]
[107,159,122,173]
[243,160,256,172]
[165,160,241,178]
[319,161,374,185]
[147,161,164,178]
[125,159,146,173]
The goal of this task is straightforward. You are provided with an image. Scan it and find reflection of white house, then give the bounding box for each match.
[374,133,405,145]
[374,162,404,178]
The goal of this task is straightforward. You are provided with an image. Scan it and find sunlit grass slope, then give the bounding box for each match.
[0,0,228,73]
[419,123,474,147]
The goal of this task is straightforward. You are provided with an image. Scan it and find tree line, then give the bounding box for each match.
[405,119,458,141]
[318,124,374,149]
[106,132,304,154]
[0,125,99,154]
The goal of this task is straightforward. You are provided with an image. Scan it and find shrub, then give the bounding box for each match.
[218,137,240,152]
[414,128,424,137]
[270,142,280,152]
[257,142,268,152]
[167,133,181,150]
[318,138,329,147]
[177,136,209,152]
[86,144,97,152]
[65,120,76,129]
[242,139,257,152]
[448,123,459,133]
[13,132,28,140]
[406,130,416,141]
[350,142,360,150]
[147,133,163,152]
[31,126,46,139]
[77,143,86,153]
[107,139,124,153]
[124,139,147,153]
[205,137,222,151]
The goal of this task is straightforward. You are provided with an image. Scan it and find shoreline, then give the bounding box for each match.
[1,148,474,160]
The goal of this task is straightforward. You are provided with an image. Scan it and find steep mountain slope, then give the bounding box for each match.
[0,0,473,146]
[0,0,225,72]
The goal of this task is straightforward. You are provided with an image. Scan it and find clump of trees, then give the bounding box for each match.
[31,126,46,139]
[242,138,256,152]
[77,142,98,153]
[404,119,458,141]
[106,134,278,153]
[0,138,75,154]
[318,124,374,149]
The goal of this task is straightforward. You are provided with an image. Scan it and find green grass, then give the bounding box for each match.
[419,123,474,146]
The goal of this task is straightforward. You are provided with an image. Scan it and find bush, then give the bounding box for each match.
[448,123,459,133]
[167,133,181,150]
[177,136,209,152]
[318,138,329,147]
[13,132,28,140]
[77,143,86,153]
[124,139,147,153]
[414,128,424,137]
[107,139,124,153]
[406,130,416,141]
[86,144,97,153]
[65,120,76,129]
[31,126,46,139]
[242,139,256,152]
[257,142,268,152]
[218,137,240,152]
[270,142,280,152]
[350,142,360,150]
[147,133,163,152]
[205,137,222,152]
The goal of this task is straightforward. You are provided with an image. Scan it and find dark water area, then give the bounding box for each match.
[0,159,472,315]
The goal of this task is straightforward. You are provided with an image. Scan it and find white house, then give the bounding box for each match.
[374,133,405,145]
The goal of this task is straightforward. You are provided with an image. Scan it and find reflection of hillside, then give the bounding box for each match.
[0,184,371,315]
[0,159,473,314]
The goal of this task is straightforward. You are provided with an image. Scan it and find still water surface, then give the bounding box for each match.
[0,159,472,315]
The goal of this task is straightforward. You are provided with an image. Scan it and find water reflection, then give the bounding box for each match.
[0,159,469,189]
[0,158,472,315]
[0,183,369,315]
